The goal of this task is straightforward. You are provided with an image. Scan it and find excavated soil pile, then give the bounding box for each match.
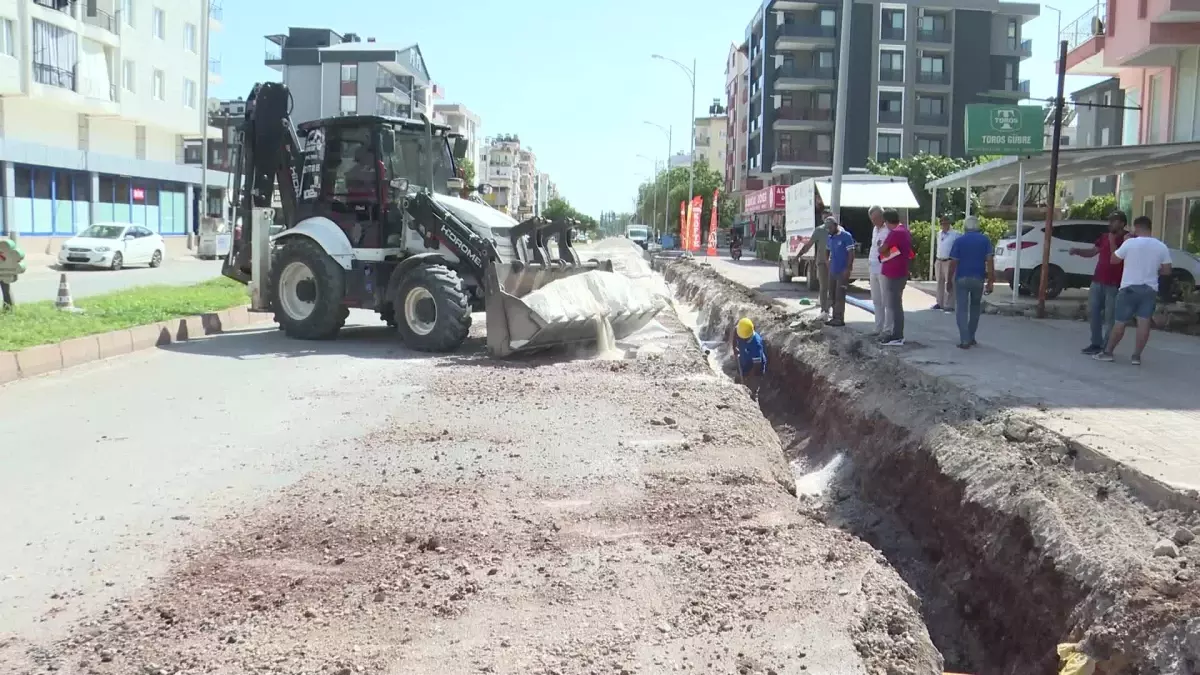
[662,258,1200,675]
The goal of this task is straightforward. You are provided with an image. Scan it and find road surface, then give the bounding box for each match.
[13,257,225,303]
[0,246,940,674]
[707,253,1200,496]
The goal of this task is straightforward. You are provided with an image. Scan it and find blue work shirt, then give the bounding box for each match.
[827,229,856,276]
[950,231,993,280]
[737,332,766,362]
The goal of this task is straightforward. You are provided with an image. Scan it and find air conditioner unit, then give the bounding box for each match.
[1092,16,1104,36]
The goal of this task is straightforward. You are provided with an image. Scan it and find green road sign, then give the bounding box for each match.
[964,104,1044,156]
[0,238,27,284]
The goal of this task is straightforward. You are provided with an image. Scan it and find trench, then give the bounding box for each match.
[658,258,1200,675]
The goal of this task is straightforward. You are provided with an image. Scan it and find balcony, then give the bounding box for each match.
[774,148,832,166]
[916,70,950,86]
[33,63,75,92]
[776,23,837,49]
[879,109,902,124]
[265,41,282,68]
[209,1,223,21]
[915,111,948,126]
[208,58,220,74]
[879,67,904,83]
[774,64,835,88]
[917,27,951,44]
[83,8,117,34]
[1061,1,1112,74]
[1018,38,1033,58]
[988,79,1031,98]
[376,72,412,104]
[880,25,905,41]
[774,106,834,130]
[876,153,901,164]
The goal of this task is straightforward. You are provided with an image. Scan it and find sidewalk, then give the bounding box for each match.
[703,254,1200,497]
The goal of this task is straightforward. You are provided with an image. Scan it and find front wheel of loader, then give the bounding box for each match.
[393,263,471,352]
[269,238,346,340]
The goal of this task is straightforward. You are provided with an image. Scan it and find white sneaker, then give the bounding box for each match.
[817,312,830,321]
[882,337,905,346]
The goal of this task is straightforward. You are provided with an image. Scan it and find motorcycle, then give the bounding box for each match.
[730,242,743,260]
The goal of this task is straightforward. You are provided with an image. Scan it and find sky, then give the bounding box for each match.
[213,0,1105,218]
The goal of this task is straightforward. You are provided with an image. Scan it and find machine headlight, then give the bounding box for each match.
[94,246,110,252]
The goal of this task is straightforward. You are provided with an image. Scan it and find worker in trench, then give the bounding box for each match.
[732,318,767,401]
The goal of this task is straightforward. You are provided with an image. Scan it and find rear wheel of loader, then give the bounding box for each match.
[394,263,471,352]
[269,238,346,340]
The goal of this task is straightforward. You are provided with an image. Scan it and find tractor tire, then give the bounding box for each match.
[269,237,346,340]
[778,257,792,283]
[393,263,471,352]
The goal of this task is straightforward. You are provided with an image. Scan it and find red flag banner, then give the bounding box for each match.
[707,189,720,256]
[690,196,703,252]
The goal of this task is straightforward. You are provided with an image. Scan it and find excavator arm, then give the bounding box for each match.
[223,82,304,284]
[402,191,501,281]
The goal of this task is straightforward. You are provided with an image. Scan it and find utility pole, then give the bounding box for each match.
[197,0,211,247]
[1036,40,1069,319]
[829,0,853,217]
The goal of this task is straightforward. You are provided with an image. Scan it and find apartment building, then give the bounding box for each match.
[694,112,728,176]
[482,134,521,216]
[0,0,224,244]
[1069,78,1124,200]
[725,42,754,195]
[433,102,481,177]
[516,148,537,221]
[1061,0,1200,248]
[741,0,1038,186]
[265,27,433,124]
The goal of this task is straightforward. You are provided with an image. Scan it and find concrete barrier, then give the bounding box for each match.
[0,306,272,386]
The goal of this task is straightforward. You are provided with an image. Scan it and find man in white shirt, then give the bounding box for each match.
[933,215,960,312]
[1095,216,1172,365]
[867,206,890,336]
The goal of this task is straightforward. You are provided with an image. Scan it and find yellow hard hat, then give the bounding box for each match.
[736,318,754,339]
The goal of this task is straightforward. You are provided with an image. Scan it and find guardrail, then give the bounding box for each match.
[1061,1,1106,52]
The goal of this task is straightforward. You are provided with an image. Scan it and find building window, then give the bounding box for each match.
[917,95,944,118]
[1102,90,1112,106]
[1007,18,1019,49]
[183,22,197,52]
[881,8,905,40]
[183,78,196,108]
[0,19,13,57]
[31,19,77,91]
[819,9,836,27]
[877,132,902,160]
[919,54,946,83]
[880,50,904,82]
[121,0,134,27]
[1147,74,1162,143]
[152,68,164,100]
[152,7,165,39]
[341,64,357,82]
[340,95,357,114]
[1004,62,1016,89]
[1100,127,1110,145]
[122,59,135,91]
[878,91,903,124]
[916,136,942,155]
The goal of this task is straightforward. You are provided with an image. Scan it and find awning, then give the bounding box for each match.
[927,140,1200,189]
[814,180,919,209]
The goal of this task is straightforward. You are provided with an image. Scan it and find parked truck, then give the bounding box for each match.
[778,175,919,289]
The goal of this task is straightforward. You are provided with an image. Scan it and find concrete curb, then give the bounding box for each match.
[0,305,272,386]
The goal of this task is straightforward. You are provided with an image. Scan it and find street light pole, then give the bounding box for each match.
[636,154,659,235]
[829,0,853,216]
[644,121,673,238]
[652,54,697,243]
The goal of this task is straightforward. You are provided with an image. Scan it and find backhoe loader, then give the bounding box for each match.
[222,82,660,356]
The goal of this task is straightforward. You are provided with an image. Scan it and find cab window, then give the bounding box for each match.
[321,125,377,205]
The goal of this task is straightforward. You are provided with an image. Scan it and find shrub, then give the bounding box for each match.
[1068,194,1117,221]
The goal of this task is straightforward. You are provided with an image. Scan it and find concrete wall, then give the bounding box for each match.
[1130,160,1200,245]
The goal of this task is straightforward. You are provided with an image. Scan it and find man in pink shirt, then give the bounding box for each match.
[877,209,912,346]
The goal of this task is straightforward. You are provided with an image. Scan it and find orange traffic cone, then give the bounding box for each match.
[55,273,75,311]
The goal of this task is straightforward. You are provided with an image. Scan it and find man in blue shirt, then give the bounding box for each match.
[824,216,856,327]
[948,216,995,349]
[732,317,766,400]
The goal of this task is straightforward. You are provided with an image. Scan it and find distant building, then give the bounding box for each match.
[434,103,482,179]
[668,152,692,168]
[1069,78,1123,200]
[694,112,728,177]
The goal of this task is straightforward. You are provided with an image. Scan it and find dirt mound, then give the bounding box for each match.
[662,258,1200,674]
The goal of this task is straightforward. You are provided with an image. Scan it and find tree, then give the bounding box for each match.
[866,153,981,222]
[635,161,731,238]
[1068,194,1117,220]
[458,158,476,186]
[543,196,599,234]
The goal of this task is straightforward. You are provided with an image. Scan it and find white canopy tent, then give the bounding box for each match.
[922,141,1200,301]
[814,178,920,209]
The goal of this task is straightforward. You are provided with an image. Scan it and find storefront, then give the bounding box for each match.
[743,185,787,245]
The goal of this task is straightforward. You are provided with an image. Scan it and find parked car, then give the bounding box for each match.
[993,219,1200,300]
[58,223,166,271]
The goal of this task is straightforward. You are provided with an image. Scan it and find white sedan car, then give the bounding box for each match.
[58,223,166,271]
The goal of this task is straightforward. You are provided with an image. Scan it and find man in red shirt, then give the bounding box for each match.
[1069,210,1128,355]
[877,209,912,346]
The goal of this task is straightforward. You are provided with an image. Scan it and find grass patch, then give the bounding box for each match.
[0,277,249,351]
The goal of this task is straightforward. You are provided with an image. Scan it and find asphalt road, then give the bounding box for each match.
[13,258,226,303]
[0,244,940,673]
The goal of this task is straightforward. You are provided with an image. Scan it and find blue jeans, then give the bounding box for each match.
[1088,282,1118,348]
[1115,284,1157,322]
[954,277,984,345]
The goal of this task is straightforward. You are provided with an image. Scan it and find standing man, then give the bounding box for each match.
[878,209,912,346]
[948,216,995,349]
[867,206,890,336]
[933,215,960,312]
[791,218,831,321]
[1069,210,1129,355]
[1095,216,1171,365]
[825,216,856,327]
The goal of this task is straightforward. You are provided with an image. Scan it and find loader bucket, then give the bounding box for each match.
[484,260,663,358]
